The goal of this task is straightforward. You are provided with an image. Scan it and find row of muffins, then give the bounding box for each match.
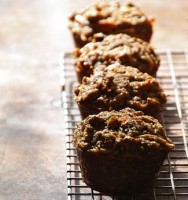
[74,33,165,119]
[68,1,174,195]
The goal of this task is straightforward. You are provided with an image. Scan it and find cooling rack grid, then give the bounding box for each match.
[61,50,188,200]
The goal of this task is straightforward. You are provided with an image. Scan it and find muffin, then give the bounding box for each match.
[74,33,160,82]
[69,1,153,47]
[73,108,175,194]
[74,64,166,119]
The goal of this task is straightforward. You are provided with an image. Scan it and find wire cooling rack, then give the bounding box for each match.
[61,50,188,200]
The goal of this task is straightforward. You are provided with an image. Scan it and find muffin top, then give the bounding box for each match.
[74,33,159,77]
[74,64,166,118]
[73,108,175,156]
[69,1,153,43]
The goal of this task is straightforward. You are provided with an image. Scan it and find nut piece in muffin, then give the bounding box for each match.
[69,1,153,47]
[74,64,166,119]
[73,108,175,194]
[74,33,160,82]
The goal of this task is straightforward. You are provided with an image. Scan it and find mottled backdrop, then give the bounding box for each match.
[0,0,187,199]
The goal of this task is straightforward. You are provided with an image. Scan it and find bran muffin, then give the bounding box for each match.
[74,64,166,119]
[69,1,153,47]
[74,33,160,82]
[73,108,175,194]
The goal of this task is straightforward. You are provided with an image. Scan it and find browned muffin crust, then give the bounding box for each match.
[73,108,174,153]
[74,64,166,119]
[69,2,153,47]
[73,108,174,194]
[74,33,160,82]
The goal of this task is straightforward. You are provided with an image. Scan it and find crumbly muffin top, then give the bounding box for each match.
[73,108,175,156]
[74,64,166,118]
[74,33,159,76]
[69,2,152,42]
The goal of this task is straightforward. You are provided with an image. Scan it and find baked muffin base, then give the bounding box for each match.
[76,149,166,195]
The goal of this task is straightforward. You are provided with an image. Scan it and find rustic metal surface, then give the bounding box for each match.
[0,0,188,200]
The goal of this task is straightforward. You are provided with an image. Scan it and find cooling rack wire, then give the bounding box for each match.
[61,50,188,200]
